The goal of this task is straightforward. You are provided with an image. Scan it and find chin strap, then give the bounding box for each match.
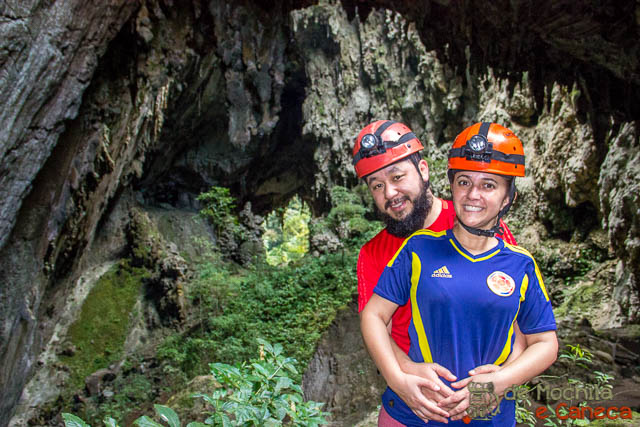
[457,218,500,237]
[457,180,517,238]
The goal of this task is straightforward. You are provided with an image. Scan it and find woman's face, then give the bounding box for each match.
[451,170,510,231]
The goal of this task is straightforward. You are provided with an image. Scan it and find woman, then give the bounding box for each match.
[361,122,558,426]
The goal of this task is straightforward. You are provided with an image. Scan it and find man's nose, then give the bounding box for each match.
[384,182,399,199]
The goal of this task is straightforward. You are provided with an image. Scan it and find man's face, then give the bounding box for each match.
[366,158,433,237]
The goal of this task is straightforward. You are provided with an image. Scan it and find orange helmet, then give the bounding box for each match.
[448,122,525,177]
[352,120,424,178]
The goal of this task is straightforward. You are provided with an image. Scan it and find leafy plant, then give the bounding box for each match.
[593,370,614,389]
[263,196,310,266]
[62,340,328,426]
[195,339,328,426]
[558,344,593,369]
[157,247,355,379]
[197,186,238,240]
[514,384,537,426]
[310,185,382,250]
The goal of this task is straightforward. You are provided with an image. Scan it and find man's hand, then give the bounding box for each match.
[391,372,452,423]
[395,361,457,422]
[401,361,457,400]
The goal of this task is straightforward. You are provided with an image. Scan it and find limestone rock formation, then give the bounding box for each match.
[0,0,638,424]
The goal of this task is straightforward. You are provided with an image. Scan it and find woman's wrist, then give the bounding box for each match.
[490,369,517,396]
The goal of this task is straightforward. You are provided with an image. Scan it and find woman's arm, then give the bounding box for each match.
[360,294,452,422]
[439,329,558,421]
[504,321,526,365]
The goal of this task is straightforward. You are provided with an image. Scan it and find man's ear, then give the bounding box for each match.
[418,159,429,182]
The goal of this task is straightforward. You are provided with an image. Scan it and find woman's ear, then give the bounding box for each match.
[501,191,517,210]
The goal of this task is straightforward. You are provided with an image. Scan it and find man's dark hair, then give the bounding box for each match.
[406,152,423,173]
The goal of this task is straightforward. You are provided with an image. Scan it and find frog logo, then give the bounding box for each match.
[486,271,515,297]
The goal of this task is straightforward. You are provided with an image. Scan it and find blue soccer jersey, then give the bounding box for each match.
[374,229,556,426]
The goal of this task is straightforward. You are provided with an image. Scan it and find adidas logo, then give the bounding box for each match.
[431,266,452,278]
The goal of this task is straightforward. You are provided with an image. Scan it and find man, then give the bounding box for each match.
[353,120,522,424]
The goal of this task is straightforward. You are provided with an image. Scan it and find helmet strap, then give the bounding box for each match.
[457,217,498,237]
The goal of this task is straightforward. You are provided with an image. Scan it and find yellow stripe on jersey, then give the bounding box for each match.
[494,273,529,365]
[449,239,501,262]
[410,252,433,363]
[505,243,550,301]
[386,229,447,267]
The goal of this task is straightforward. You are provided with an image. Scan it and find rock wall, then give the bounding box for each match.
[0,0,638,424]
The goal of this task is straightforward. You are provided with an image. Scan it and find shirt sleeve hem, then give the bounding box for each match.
[521,324,557,335]
[373,288,407,307]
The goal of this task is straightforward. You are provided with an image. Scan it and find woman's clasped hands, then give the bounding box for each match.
[395,361,504,423]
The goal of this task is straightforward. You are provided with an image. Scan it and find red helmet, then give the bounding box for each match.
[352,120,424,178]
[448,122,525,177]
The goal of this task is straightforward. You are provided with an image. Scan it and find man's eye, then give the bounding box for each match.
[484,183,495,189]
[372,183,382,190]
[393,174,404,181]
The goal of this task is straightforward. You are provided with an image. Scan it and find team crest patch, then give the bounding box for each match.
[486,271,515,297]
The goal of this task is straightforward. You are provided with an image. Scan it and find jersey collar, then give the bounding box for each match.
[446,229,503,262]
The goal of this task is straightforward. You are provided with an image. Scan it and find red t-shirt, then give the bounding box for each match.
[357,199,517,354]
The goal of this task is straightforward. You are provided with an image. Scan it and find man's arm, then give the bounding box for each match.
[358,245,456,411]
[360,294,452,422]
[391,338,456,402]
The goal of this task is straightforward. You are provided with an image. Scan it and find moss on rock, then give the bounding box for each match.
[60,260,149,388]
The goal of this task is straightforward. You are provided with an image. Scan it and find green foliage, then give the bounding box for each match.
[311,185,382,248]
[83,370,157,423]
[60,260,148,388]
[327,186,366,225]
[558,344,593,369]
[62,184,369,425]
[514,384,537,426]
[158,248,355,380]
[63,341,328,427]
[195,339,328,426]
[62,413,91,427]
[425,156,450,199]
[516,343,616,426]
[264,196,310,266]
[197,186,239,239]
[158,185,370,379]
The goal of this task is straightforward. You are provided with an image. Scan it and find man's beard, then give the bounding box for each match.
[379,181,433,238]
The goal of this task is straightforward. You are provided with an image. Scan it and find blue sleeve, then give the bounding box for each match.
[517,258,557,334]
[373,240,413,306]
